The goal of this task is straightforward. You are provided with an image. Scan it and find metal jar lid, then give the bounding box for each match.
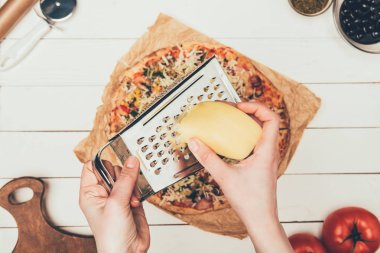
[289,0,334,16]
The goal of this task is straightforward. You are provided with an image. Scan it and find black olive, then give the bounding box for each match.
[372,31,380,38]
[341,8,350,16]
[362,18,370,25]
[212,188,220,196]
[369,14,377,20]
[342,17,350,24]
[250,76,262,88]
[369,24,376,31]
[348,29,356,36]
[355,33,364,40]
[254,87,264,98]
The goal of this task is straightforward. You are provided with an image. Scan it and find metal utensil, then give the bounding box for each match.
[93,56,241,201]
[0,0,77,70]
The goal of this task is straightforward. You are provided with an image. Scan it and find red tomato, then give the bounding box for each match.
[289,233,327,253]
[322,207,380,253]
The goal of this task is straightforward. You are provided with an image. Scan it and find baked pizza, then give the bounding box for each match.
[106,43,290,215]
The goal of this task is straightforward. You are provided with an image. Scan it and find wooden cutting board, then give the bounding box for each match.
[0,177,97,253]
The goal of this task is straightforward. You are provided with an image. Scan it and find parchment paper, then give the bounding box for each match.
[74,13,321,239]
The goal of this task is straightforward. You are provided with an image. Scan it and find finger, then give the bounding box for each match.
[130,187,141,208]
[132,206,150,249]
[188,138,228,180]
[113,165,122,179]
[80,161,98,188]
[237,101,279,125]
[237,102,280,148]
[109,156,140,206]
[130,195,141,208]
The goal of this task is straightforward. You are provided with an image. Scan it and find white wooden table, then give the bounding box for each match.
[1,0,380,252]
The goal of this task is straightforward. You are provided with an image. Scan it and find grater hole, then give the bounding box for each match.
[146,152,153,160]
[148,135,156,142]
[160,133,167,140]
[150,160,157,168]
[217,91,224,98]
[154,168,161,175]
[172,156,178,162]
[137,137,144,145]
[162,158,169,165]
[210,77,216,83]
[164,141,170,148]
[214,84,220,90]
[180,105,187,112]
[163,116,170,123]
[167,123,174,131]
[197,95,203,101]
[207,93,214,100]
[171,131,177,138]
[141,145,148,152]
[156,126,162,133]
[223,97,228,101]
[153,143,160,150]
[187,96,193,103]
[203,86,210,92]
[174,114,180,121]
[157,150,164,157]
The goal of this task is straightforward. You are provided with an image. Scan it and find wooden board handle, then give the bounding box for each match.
[0,177,97,252]
[0,177,44,214]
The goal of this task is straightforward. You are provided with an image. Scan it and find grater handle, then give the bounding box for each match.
[92,141,116,192]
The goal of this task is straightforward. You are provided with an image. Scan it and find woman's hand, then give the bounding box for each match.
[79,157,150,253]
[188,101,293,253]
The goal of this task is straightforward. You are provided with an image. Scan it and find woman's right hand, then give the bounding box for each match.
[188,101,293,253]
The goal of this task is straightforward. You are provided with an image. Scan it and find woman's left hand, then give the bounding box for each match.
[79,157,150,253]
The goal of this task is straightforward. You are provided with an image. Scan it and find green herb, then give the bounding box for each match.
[152,71,165,79]
[141,82,152,92]
[291,0,329,14]
[187,191,197,202]
[130,110,138,117]
[143,67,149,77]
[200,52,207,62]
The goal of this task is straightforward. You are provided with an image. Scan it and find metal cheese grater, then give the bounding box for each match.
[93,56,241,201]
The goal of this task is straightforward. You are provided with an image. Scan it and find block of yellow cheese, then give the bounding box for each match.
[177,101,262,160]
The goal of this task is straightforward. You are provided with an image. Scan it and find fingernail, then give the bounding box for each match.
[188,138,199,152]
[126,156,138,169]
[132,199,140,203]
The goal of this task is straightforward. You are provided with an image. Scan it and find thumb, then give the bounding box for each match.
[109,156,140,206]
[188,138,227,180]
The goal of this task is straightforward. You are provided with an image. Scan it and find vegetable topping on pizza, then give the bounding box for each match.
[108,43,290,214]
